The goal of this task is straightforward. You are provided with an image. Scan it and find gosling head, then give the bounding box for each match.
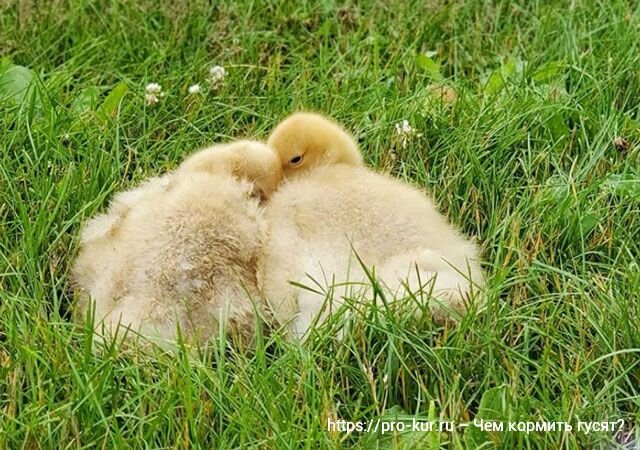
[267,112,363,178]
[178,140,283,199]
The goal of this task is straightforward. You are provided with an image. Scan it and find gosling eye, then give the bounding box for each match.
[289,155,303,166]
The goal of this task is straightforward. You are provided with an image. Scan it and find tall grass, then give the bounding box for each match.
[1,0,639,448]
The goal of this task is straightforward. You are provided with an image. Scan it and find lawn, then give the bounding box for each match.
[1,0,639,448]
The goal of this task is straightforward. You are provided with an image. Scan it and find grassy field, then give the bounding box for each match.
[1,0,640,448]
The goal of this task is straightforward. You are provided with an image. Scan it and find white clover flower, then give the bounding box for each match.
[146,83,162,94]
[145,83,164,106]
[395,119,422,149]
[188,84,201,95]
[395,119,414,135]
[208,65,226,90]
[209,65,226,82]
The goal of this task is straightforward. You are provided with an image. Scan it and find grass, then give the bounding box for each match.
[1,0,639,448]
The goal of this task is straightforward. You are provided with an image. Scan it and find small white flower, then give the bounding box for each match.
[146,83,162,94]
[395,119,422,149]
[209,65,225,82]
[145,82,164,106]
[208,65,226,89]
[188,84,201,95]
[395,119,414,135]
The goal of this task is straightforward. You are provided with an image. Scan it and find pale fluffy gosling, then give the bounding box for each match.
[72,141,283,348]
[263,112,484,338]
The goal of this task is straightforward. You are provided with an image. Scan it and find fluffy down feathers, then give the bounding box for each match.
[72,141,282,347]
[262,113,484,338]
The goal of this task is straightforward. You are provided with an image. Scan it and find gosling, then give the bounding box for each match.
[262,112,484,338]
[72,141,283,348]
